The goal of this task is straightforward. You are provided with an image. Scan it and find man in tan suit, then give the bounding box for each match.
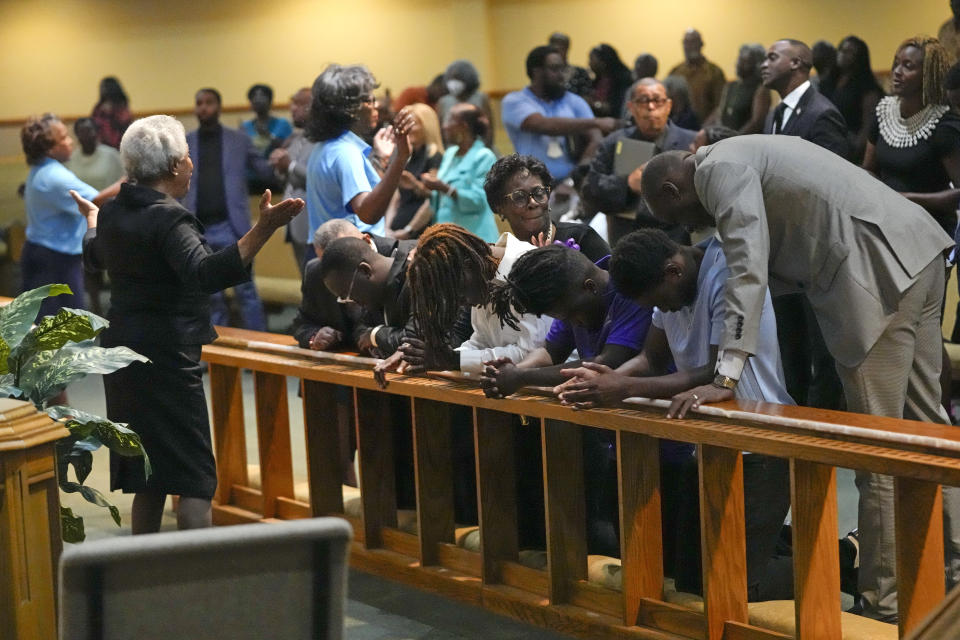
[640,134,958,622]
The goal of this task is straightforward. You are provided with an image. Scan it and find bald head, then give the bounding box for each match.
[313,218,362,257]
[683,29,704,62]
[761,39,813,95]
[640,151,712,230]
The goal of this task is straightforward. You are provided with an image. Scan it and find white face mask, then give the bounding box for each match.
[446,79,466,97]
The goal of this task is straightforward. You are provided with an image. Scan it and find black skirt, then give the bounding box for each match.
[104,340,217,499]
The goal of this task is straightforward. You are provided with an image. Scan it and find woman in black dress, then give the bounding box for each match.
[710,44,770,134]
[820,35,884,163]
[387,103,443,239]
[74,115,303,533]
[863,36,960,419]
[483,154,610,261]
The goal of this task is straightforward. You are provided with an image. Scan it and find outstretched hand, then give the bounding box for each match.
[69,190,99,229]
[258,189,304,231]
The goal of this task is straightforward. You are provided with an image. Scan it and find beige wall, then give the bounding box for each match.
[2,0,950,124]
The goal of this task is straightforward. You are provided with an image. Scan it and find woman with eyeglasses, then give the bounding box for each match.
[304,63,416,260]
[484,154,609,262]
[421,103,500,242]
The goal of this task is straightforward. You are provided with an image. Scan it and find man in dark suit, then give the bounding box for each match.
[761,39,850,157]
[292,219,415,353]
[184,88,274,330]
[583,78,697,245]
[761,40,849,412]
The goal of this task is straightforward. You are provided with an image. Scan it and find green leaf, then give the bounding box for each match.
[60,506,85,543]
[63,445,93,485]
[8,308,109,375]
[47,405,151,479]
[0,335,9,375]
[59,480,121,527]
[20,344,148,406]
[0,284,72,351]
[0,375,23,399]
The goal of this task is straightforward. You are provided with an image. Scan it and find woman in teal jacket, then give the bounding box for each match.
[422,103,500,242]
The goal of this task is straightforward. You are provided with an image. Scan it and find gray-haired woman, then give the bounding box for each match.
[72,115,303,533]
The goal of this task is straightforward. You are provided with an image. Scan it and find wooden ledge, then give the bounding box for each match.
[0,398,67,451]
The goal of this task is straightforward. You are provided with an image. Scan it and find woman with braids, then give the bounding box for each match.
[480,244,652,556]
[304,63,417,258]
[483,154,609,262]
[862,36,960,425]
[376,223,551,546]
[379,223,551,377]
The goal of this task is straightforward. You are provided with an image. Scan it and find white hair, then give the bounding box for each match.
[119,115,188,183]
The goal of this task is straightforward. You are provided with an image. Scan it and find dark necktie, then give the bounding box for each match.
[772,102,787,134]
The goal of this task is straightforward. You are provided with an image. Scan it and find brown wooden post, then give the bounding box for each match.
[790,459,842,640]
[0,399,68,640]
[699,445,748,640]
[355,388,398,547]
[302,380,346,516]
[542,419,587,603]
[475,408,518,584]
[209,363,248,507]
[412,399,455,565]
[253,371,294,518]
[618,431,663,626]
[896,477,946,637]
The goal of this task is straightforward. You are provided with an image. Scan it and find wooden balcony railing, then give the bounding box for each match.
[201,327,960,640]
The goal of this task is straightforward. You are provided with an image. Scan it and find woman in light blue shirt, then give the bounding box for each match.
[21,114,117,318]
[423,104,499,242]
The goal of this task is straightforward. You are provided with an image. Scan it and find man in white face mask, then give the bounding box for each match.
[435,59,496,148]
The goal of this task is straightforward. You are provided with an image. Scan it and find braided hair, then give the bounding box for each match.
[898,36,953,107]
[489,244,585,331]
[407,224,498,351]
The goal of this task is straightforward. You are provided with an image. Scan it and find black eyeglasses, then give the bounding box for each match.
[336,265,362,304]
[630,96,668,108]
[504,186,551,207]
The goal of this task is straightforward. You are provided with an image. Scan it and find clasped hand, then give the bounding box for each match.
[553,362,627,409]
[479,357,522,398]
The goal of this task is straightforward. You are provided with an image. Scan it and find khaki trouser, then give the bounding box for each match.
[835,256,960,621]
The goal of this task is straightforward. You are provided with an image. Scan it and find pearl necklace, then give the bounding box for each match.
[877,96,948,149]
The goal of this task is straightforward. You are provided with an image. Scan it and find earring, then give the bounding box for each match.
[172,171,179,176]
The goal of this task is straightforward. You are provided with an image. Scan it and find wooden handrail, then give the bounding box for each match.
[202,326,946,640]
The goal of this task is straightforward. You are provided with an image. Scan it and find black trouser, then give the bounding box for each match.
[674,453,794,602]
[773,293,844,410]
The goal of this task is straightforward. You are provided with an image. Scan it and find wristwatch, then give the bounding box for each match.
[712,374,738,390]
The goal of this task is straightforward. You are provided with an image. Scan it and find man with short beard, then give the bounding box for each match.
[582,78,697,245]
[502,45,620,183]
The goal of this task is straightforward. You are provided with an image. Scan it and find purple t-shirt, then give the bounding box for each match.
[545,256,652,359]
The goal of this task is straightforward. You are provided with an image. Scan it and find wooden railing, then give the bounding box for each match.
[201,327,960,640]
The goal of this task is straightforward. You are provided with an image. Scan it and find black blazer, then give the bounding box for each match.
[764,85,850,159]
[84,183,251,345]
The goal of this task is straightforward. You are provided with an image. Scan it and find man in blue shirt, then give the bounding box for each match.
[556,229,796,602]
[501,46,621,182]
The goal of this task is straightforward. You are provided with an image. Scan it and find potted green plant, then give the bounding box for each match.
[0,284,150,541]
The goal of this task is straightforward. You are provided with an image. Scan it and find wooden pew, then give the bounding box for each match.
[203,327,960,640]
